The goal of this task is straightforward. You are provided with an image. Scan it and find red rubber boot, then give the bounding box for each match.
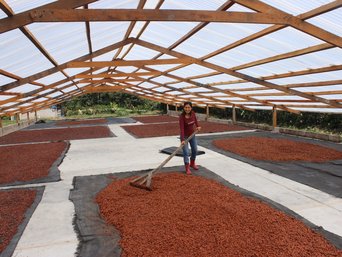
[190,159,199,170]
[185,164,192,175]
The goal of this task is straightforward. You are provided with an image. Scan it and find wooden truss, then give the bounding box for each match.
[0,0,342,117]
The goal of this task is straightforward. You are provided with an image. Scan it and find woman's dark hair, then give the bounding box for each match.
[181,101,193,116]
[183,101,192,107]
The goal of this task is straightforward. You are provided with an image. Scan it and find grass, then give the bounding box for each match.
[1,120,17,127]
[62,109,161,120]
[286,125,342,136]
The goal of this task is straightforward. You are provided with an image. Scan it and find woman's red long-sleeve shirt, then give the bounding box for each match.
[179,111,199,141]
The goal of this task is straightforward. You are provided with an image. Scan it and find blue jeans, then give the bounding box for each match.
[182,136,197,164]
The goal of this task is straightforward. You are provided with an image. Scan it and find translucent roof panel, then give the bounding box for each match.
[47,92,63,98]
[293,108,342,113]
[268,70,342,85]
[89,0,139,9]
[124,45,161,60]
[0,95,14,101]
[308,9,342,37]
[0,9,6,19]
[146,64,182,72]
[174,23,270,58]
[239,48,342,77]
[207,27,324,68]
[35,72,67,85]
[7,84,41,93]
[169,64,215,77]
[151,76,177,84]
[160,0,227,11]
[63,86,79,93]
[0,75,16,87]
[92,50,118,62]
[154,87,169,92]
[259,0,335,16]
[193,74,242,84]
[214,82,263,90]
[27,23,89,64]
[6,0,55,13]
[139,82,157,89]
[140,22,200,48]
[0,29,54,77]
[187,88,213,93]
[227,3,256,12]
[38,89,55,95]
[236,89,282,95]
[318,94,342,100]
[90,22,131,51]
[63,68,89,77]
[296,85,342,93]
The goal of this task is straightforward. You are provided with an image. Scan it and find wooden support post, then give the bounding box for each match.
[166,104,169,114]
[175,105,178,112]
[0,117,2,129]
[16,113,19,125]
[272,106,277,129]
[206,104,209,121]
[27,112,30,122]
[35,110,38,121]
[232,104,237,125]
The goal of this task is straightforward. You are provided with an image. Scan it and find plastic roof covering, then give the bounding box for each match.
[0,0,342,117]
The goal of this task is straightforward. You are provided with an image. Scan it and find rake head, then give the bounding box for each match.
[129,173,153,191]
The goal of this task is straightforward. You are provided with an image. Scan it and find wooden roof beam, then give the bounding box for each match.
[0,0,97,33]
[122,67,256,112]
[67,58,194,68]
[27,9,290,24]
[131,38,342,109]
[75,71,161,78]
[202,65,342,86]
[0,38,134,92]
[234,0,342,48]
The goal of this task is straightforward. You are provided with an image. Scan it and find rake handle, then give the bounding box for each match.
[130,129,198,184]
[150,129,198,176]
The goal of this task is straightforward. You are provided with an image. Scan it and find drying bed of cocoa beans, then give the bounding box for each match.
[56,118,107,126]
[96,172,342,257]
[122,121,249,138]
[0,126,112,145]
[0,189,37,254]
[213,136,342,162]
[0,141,68,185]
[133,115,179,123]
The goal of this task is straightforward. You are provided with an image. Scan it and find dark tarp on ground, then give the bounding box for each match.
[197,131,342,198]
[24,117,136,130]
[0,141,70,187]
[70,166,342,257]
[160,146,205,157]
[1,186,45,257]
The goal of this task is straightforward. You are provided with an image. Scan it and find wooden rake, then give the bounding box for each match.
[129,130,198,191]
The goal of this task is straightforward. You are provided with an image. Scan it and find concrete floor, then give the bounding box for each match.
[3,123,342,257]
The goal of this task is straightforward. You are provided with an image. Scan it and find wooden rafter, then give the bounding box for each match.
[0,38,134,92]
[132,38,342,109]
[234,0,342,48]
[67,58,194,68]
[75,71,161,78]
[26,9,291,25]
[0,0,341,116]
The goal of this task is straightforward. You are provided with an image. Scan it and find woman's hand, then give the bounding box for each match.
[197,126,202,131]
[181,141,185,145]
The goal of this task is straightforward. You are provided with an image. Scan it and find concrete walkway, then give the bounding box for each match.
[4,123,342,257]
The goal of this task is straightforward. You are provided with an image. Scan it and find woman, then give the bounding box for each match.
[179,101,201,175]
